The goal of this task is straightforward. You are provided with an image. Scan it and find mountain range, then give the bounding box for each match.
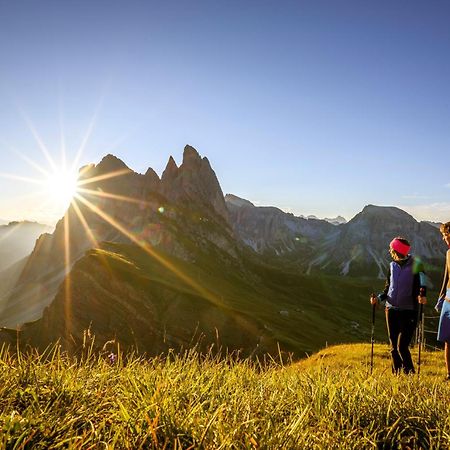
[0,145,446,357]
[226,195,443,278]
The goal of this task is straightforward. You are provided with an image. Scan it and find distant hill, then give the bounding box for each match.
[302,214,347,225]
[324,215,347,225]
[0,221,51,272]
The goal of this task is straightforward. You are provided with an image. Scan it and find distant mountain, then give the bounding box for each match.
[319,205,443,277]
[324,215,347,225]
[226,197,444,278]
[225,194,337,254]
[0,221,51,272]
[301,214,346,225]
[424,221,442,229]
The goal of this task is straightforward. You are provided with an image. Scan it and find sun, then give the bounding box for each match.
[44,168,79,208]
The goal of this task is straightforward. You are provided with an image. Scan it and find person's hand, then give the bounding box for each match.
[418,295,427,305]
[370,294,378,305]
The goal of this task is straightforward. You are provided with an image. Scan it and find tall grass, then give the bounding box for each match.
[0,342,449,449]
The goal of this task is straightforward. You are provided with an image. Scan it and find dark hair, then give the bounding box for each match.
[440,222,450,235]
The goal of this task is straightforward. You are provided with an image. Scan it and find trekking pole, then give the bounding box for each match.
[370,295,376,374]
[417,288,425,376]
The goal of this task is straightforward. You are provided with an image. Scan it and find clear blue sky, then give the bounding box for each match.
[0,0,449,225]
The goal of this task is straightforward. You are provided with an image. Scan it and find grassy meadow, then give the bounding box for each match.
[1,342,449,449]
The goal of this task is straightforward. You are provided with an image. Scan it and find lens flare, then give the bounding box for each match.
[45,169,79,207]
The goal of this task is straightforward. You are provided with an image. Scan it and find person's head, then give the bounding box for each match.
[440,222,450,248]
[389,237,411,261]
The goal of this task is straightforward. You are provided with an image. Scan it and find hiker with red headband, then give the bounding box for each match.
[370,237,427,374]
[435,222,450,380]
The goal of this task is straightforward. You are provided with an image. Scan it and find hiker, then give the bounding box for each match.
[370,237,427,374]
[435,222,450,380]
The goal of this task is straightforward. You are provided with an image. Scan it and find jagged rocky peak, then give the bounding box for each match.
[144,167,160,184]
[161,156,179,182]
[145,166,159,178]
[182,145,202,166]
[225,194,255,208]
[96,154,131,174]
[181,145,217,177]
[159,145,230,223]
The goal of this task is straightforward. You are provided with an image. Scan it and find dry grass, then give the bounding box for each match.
[0,342,449,449]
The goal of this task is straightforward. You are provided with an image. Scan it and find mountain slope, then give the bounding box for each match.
[8,237,390,358]
[225,194,337,254]
[0,221,51,271]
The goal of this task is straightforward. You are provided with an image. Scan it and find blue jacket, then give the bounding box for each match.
[378,256,426,310]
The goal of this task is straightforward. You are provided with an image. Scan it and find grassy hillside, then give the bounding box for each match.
[0,343,449,449]
[12,239,441,358]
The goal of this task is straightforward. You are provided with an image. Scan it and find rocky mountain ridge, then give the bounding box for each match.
[225,195,444,278]
[0,146,236,328]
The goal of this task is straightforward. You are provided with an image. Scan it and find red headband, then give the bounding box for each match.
[390,238,411,256]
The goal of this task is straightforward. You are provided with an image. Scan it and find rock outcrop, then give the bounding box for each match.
[161,146,229,223]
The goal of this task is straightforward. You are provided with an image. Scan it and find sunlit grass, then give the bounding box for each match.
[0,343,449,449]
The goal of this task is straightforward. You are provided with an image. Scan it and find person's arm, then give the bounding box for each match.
[439,251,450,297]
[413,257,427,303]
[435,252,449,312]
[377,265,391,304]
[369,265,390,306]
